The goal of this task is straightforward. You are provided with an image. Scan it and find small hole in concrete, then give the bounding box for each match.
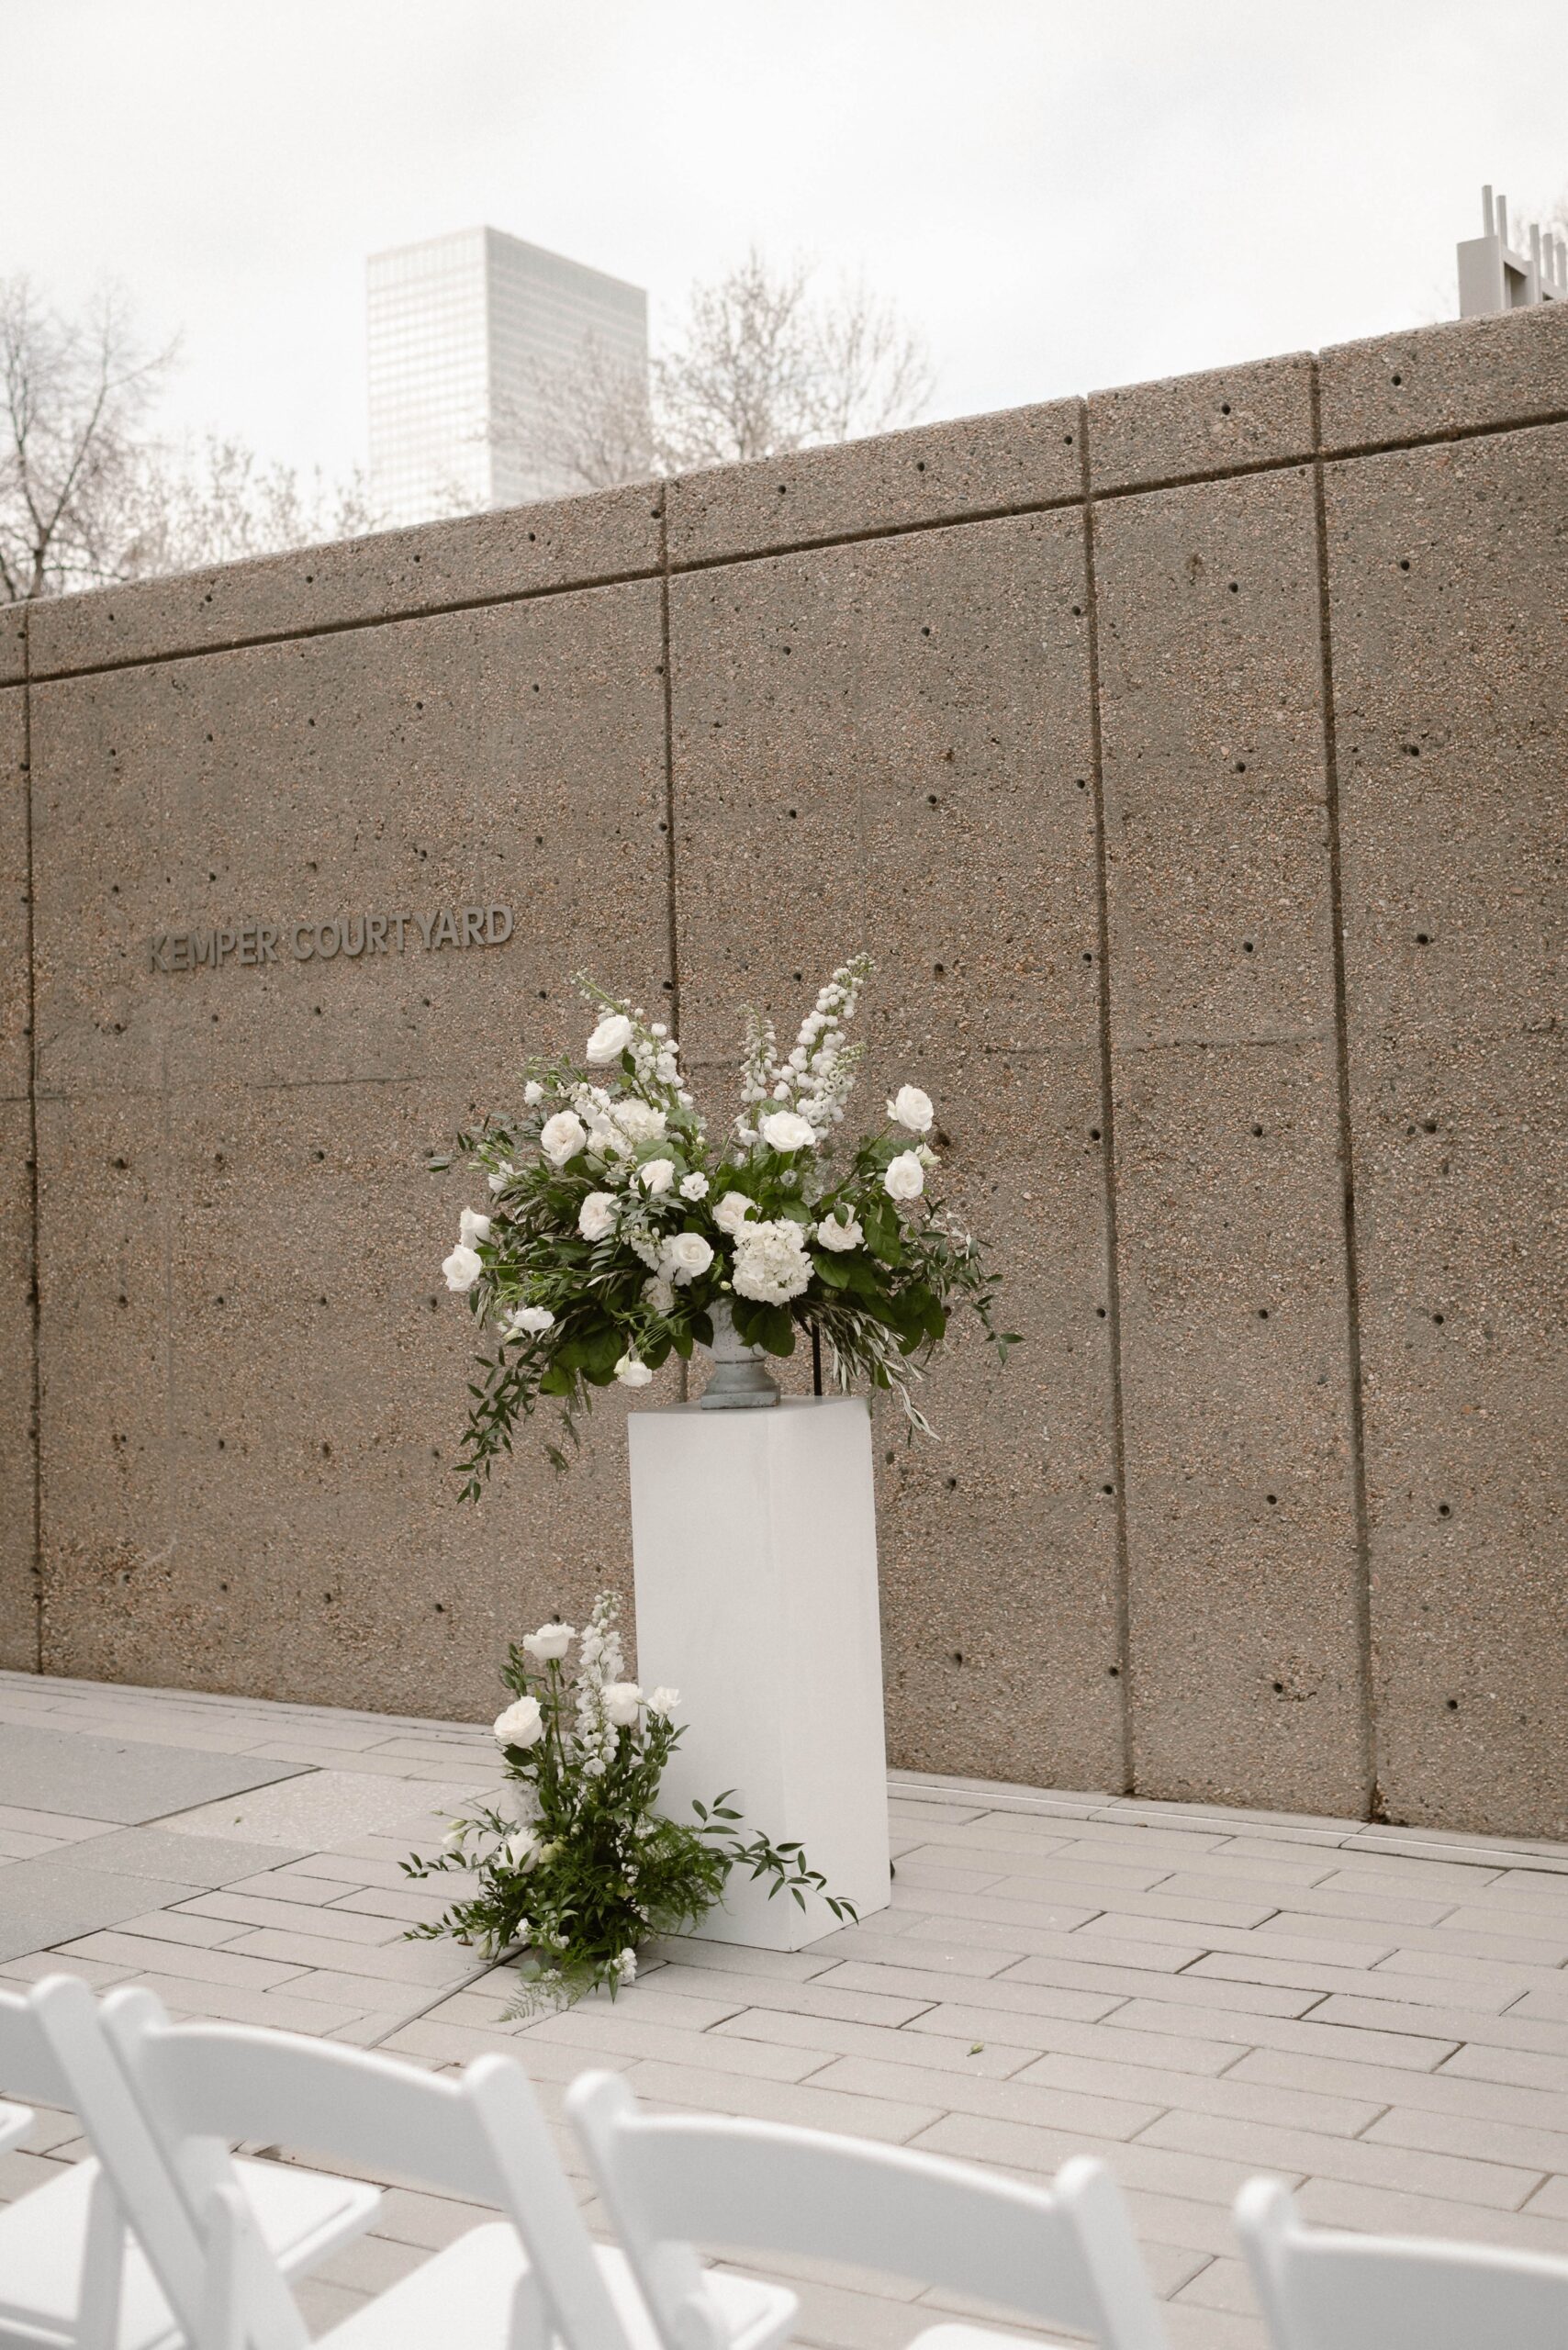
[1252,1124,1264,1136]
[952,1650,963,1664]
[1082,949,1093,963]
[1447,1697,1459,1710]
[1096,1305,1107,1319]
[934,961,946,976]
[1438,1502,1451,1517]
[921,625,931,637]
[1392,372,1403,386]
[1220,401,1232,414]
[1272,1679,1285,1693]
[1433,1312,1445,1325]
[1257,1307,1271,1320]
[1243,939,1255,952]
[321,1442,331,1458]
[1236,760,1247,772]
[1076,777,1088,789]
[1399,558,1411,572]
[945,1475,958,1490]
[915,460,926,472]
[1102,1483,1114,1495]
[927,793,938,806]
[1107,1665,1120,1677]
[1089,1126,1101,1140]
[1267,1493,1278,1505]
[314,1148,325,1161]
[1423,1119,1438,1133]
[1228,581,1238,593]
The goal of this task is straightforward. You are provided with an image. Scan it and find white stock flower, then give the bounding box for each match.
[502,1827,542,1871]
[679,1171,710,1201]
[732,1218,812,1304]
[760,1109,816,1152]
[540,1111,587,1167]
[586,1013,634,1064]
[614,1353,655,1388]
[712,1190,757,1236]
[660,1231,714,1284]
[601,1682,644,1727]
[609,1098,667,1147]
[646,1686,680,1718]
[577,1191,618,1241]
[503,1304,555,1337]
[615,1948,638,1984]
[889,1084,935,1134]
[522,1621,575,1661]
[643,1273,676,1315]
[442,1244,483,1292]
[815,1212,863,1252]
[628,1233,662,1270]
[493,1695,544,1748]
[884,1151,925,1202]
[459,1207,491,1247]
[638,1158,676,1195]
[522,1080,544,1106]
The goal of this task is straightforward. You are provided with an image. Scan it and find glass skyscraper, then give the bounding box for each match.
[367,228,648,527]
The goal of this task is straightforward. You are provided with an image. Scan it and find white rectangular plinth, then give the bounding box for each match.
[628,1394,890,1950]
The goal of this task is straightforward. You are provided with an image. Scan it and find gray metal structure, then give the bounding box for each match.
[1457,185,1567,318]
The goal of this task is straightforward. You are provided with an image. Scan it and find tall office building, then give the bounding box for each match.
[367,228,648,527]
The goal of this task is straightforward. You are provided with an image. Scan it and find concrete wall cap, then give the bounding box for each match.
[23,480,664,680]
[1087,352,1316,495]
[1319,302,1568,453]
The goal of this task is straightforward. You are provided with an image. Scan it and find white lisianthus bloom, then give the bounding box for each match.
[441,1819,469,1857]
[521,1620,575,1662]
[601,1682,644,1727]
[661,1231,714,1284]
[638,1158,676,1195]
[679,1171,710,1201]
[889,1084,935,1134]
[732,1218,812,1304]
[586,1012,634,1064]
[815,1212,864,1252]
[493,1695,544,1748]
[646,1686,680,1718]
[712,1190,757,1236]
[760,1109,816,1152]
[442,1243,483,1292]
[614,1353,655,1388]
[487,1159,516,1194]
[540,1111,587,1167]
[459,1207,491,1247]
[610,1099,667,1146]
[502,1827,542,1871]
[503,1304,555,1337]
[884,1150,925,1202]
[522,1080,544,1106]
[577,1191,618,1241]
[916,1144,938,1169]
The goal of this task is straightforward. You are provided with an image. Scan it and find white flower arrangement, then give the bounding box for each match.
[405,1595,854,2013]
[431,955,1017,1490]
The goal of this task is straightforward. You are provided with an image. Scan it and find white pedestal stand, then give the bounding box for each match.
[627,1394,890,1950]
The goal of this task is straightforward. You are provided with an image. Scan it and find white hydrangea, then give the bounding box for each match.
[732,1218,812,1304]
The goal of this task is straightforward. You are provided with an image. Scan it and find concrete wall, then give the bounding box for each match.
[3,304,1563,1834]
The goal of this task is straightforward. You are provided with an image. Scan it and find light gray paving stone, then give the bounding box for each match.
[0,1831,65,1859]
[59,1826,310,1885]
[1109,1998,1460,2071]
[637,1968,936,2031]
[886,1883,1110,1932]
[1438,2041,1568,2095]
[0,1806,120,1841]
[1014,2048,1386,2137]
[768,1928,1010,1978]
[106,1908,250,1949]
[1164,2301,1267,2350]
[365,2184,497,2249]
[1522,2176,1568,2220]
[379,2018,636,2077]
[1310,1992,1568,2054]
[1136,2108,1542,2210]
[215,1926,474,1983]
[513,2007,837,2082]
[218,1871,375,1907]
[1187,1950,1527,2011]
[512,1979,753,2033]
[902,1915,1205,1974]
[54,1930,308,1989]
[1226,1883,1460,1928]
[0,1726,307,1819]
[113,1972,372,2031]
[893,1841,1171,1892]
[906,2002,1244,2076]
[1172,2255,1261,2315]
[810,1960,1126,2023]
[622,2059,942,2145]
[804,2054,1166,2142]
[995,1953,1322,2016]
[313,2231,429,2295]
[0,1856,237,1963]
[1310,1857,1505,1896]
[0,2147,74,2202]
[328,1884,498,1926]
[178,1890,409,1943]
[0,1948,143,1990]
[292,2278,372,2333]
[1234,2043,1568,2131]
[158,1773,476,1851]
[1365,2102,1568,2177]
[645,1937,845,1983]
[711,2008,1039,2080]
[1294,2175,1568,2255]
[1374,1945,1567,1991]
[880,1860,1013,1895]
[911,2110,1289,2209]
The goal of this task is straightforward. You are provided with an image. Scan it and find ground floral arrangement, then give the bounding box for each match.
[405,1596,855,2010]
[437,953,1015,1486]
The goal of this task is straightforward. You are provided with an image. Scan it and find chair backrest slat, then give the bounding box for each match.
[0,1986,76,2107]
[568,2072,1169,2350]
[1237,2177,1568,2350]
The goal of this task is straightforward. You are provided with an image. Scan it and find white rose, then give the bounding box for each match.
[503,1304,555,1337]
[646,1686,680,1719]
[587,1013,634,1065]
[760,1109,817,1152]
[494,1695,544,1748]
[889,1085,935,1134]
[884,1151,925,1202]
[442,1244,483,1292]
[601,1681,644,1727]
[578,1191,618,1241]
[459,1207,491,1247]
[521,1621,575,1661]
[522,1080,544,1106]
[713,1190,757,1236]
[732,1218,812,1305]
[540,1111,587,1167]
[615,1353,655,1388]
[501,1826,542,1872]
[610,1099,667,1146]
[638,1158,676,1195]
[680,1171,710,1201]
[661,1231,714,1284]
[815,1213,863,1252]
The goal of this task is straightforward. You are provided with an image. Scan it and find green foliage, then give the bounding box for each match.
[402,1598,855,2014]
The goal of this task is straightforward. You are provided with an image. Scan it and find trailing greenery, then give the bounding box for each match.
[403,1597,855,2013]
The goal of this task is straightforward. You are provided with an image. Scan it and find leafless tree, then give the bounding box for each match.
[116,434,381,579]
[0,275,172,600]
[500,250,935,495]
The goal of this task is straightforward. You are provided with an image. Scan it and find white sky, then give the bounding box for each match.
[5,0,1566,486]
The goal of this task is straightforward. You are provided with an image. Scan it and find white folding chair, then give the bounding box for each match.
[567,2069,1170,2350]
[0,1977,377,2350]
[1236,2175,1568,2350]
[95,1985,790,2350]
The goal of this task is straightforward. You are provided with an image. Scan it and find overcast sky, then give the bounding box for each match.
[6,0,1567,487]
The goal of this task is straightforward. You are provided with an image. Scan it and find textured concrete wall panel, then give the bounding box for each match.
[1095,468,1368,1812]
[666,402,1083,569]
[30,581,671,1714]
[1319,304,1568,454]
[0,602,23,689]
[669,512,1126,1790]
[1088,354,1315,495]
[26,485,663,680]
[1,684,34,1669]
[1327,429,1568,1834]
